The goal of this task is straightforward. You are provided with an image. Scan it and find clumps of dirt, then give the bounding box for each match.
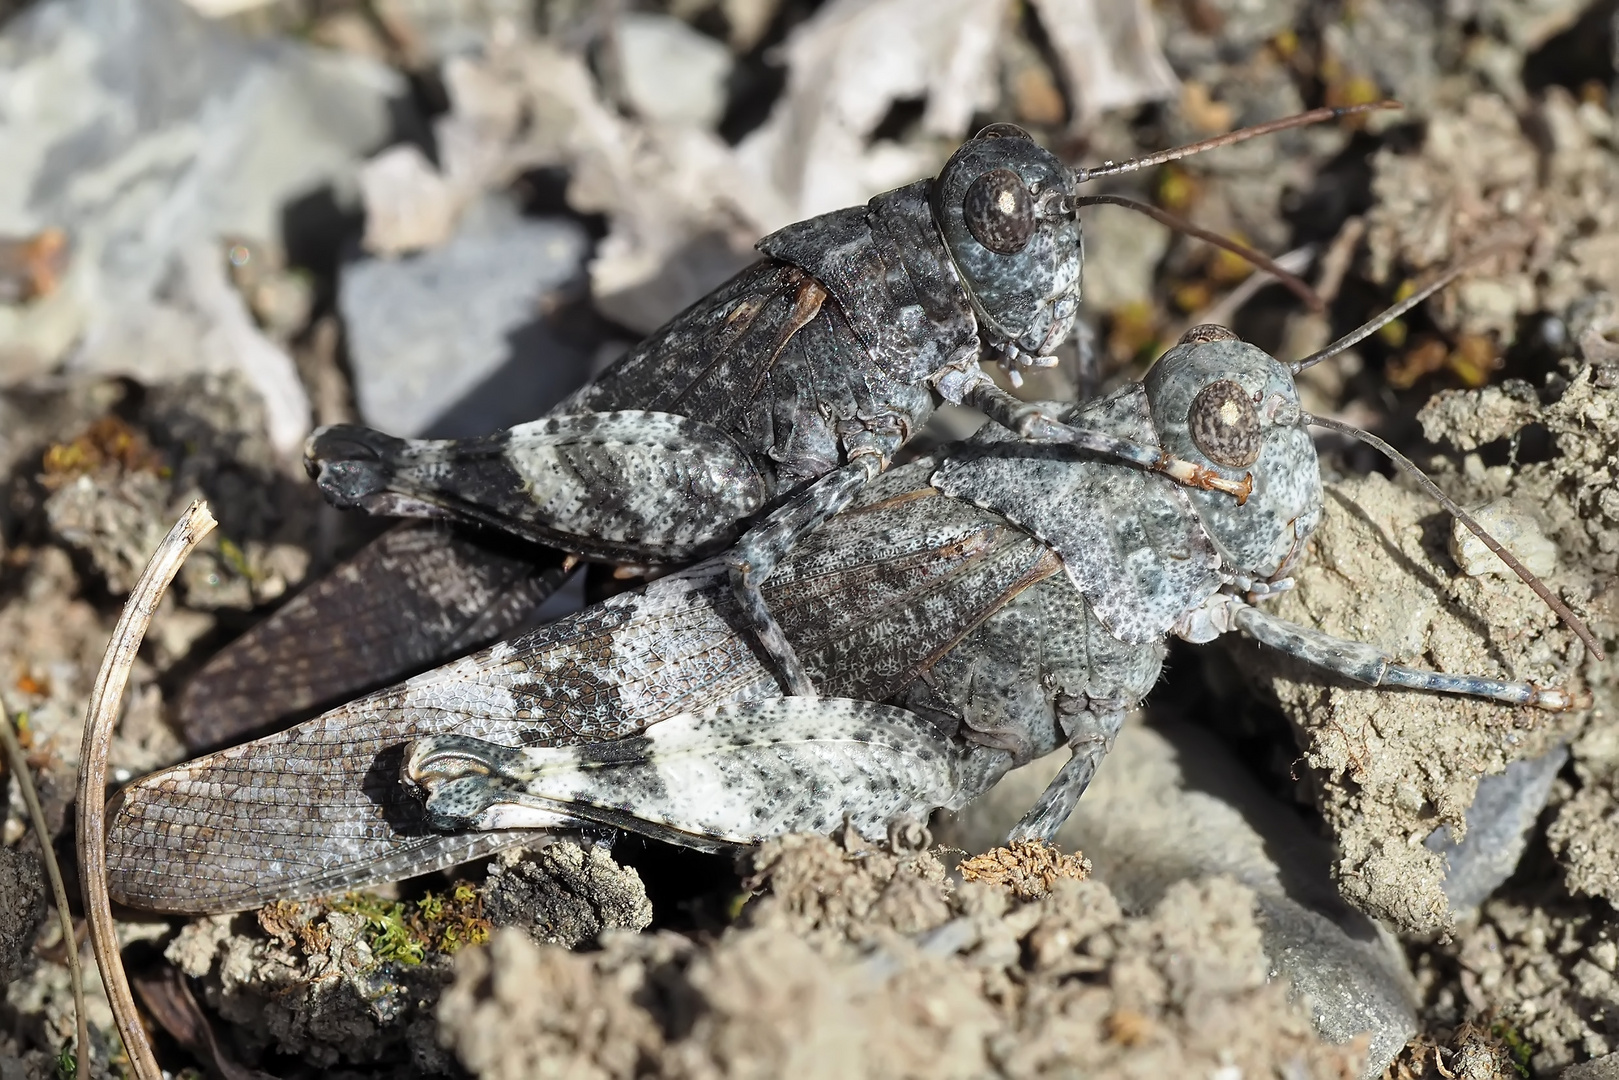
[1245,468,1587,935]
[1383,1016,1531,1080]
[1364,89,1619,353]
[1234,351,1618,940]
[438,928,680,1080]
[161,841,649,1069]
[738,828,954,946]
[483,842,653,948]
[1437,894,1619,1072]
[0,545,124,822]
[1421,361,1619,907]
[37,372,314,611]
[167,899,458,1070]
[1342,349,1619,1070]
[40,414,176,599]
[437,834,1365,1080]
[0,845,43,983]
[958,838,1092,902]
[1548,774,1619,904]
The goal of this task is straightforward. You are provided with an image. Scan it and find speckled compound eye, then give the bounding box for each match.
[973,122,1033,141]
[1189,379,1261,468]
[1179,324,1240,345]
[963,168,1035,255]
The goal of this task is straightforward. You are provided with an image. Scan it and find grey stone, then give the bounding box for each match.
[340,196,592,438]
[1426,744,1569,913]
[616,13,734,130]
[0,0,401,451]
[938,717,1417,1080]
[1560,1053,1619,1079]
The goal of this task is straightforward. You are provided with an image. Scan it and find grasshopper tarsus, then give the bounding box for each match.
[1155,452,1254,504]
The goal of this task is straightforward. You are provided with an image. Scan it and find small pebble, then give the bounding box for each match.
[1450,499,1557,579]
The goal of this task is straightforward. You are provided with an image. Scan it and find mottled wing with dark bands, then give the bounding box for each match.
[566,260,930,488]
[308,412,770,563]
[177,522,566,752]
[110,570,781,913]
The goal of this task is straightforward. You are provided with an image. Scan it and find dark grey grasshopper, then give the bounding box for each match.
[107,298,1587,915]
[298,109,1382,702]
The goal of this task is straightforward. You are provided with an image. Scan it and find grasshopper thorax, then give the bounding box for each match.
[1146,326,1323,582]
[932,124,1082,361]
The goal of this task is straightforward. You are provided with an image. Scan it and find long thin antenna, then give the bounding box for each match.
[1303,412,1605,662]
[1072,194,1323,312]
[1073,102,1401,184]
[1291,268,1461,374]
[1291,236,1527,374]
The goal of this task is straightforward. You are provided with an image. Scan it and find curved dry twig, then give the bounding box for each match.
[0,692,89,1073]
[77,501,217,1080]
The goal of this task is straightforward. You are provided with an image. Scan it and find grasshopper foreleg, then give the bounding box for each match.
[1228,600,1579,711]
[725,457,882,696]
[1006,699,1128,843]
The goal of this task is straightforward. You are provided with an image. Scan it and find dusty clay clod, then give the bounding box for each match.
[1249,470,1589,935]
[1243,356,1619,937]
[438,834,1364,1079]
[482,841,653,947]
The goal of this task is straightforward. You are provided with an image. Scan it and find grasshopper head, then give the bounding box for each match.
[1145,325,1323,581]
[933,124,1082,361]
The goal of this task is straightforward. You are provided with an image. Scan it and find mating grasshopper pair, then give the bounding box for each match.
[106,309,1589,914]
[104,105,1598,915]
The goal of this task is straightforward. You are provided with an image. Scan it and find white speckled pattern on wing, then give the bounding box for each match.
[440,699,965,844]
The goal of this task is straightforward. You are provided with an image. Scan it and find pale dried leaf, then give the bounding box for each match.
[509,43,785,331]
[1030,0,1179,126]
[359,144,464,256]
[736,0,1009,221]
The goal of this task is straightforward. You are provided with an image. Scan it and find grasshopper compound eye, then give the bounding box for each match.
[1179,324,1240,345]
[963,168,1036,255]
[973,122,1034,141]
[1188,379,1262,469]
